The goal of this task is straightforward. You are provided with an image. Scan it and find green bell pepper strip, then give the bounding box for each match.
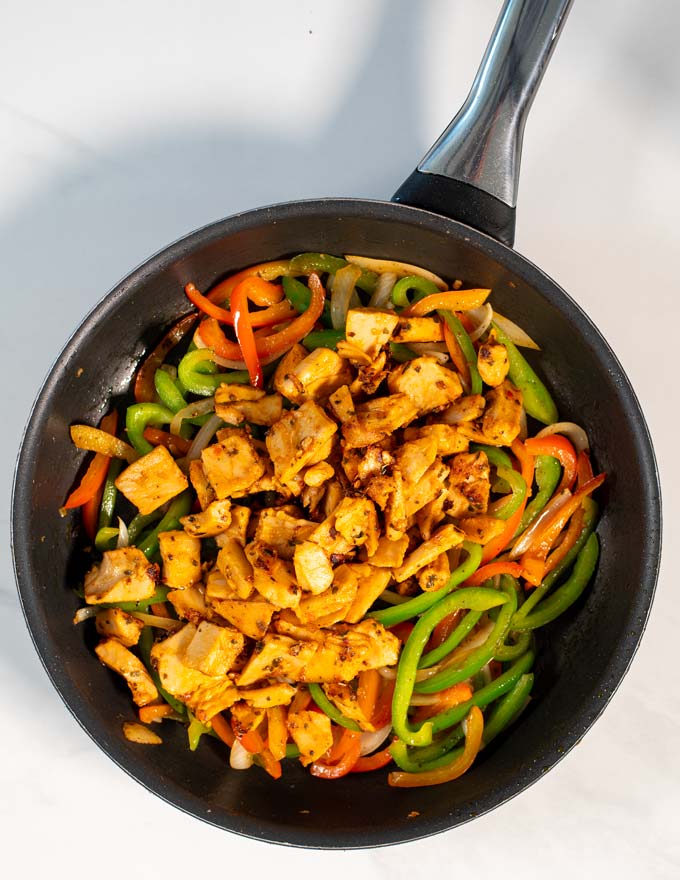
[418,609,482,669]
[284,743,301,760]
[470,443,513,470]
[138,626,187,716]
[282,276,334,327]
[308,682,362,732]
[302,329,345,350]
[368,542,483,627]
[492,465,527,521]
[391,587,510,747]
[482,673,534,745]
[391,723,466,771]
[491,322,558,424]
[97,458,123,530]
[389,342,418,362]
[288,253,378,294]
[512,498,598,624]
[125,403,175,456]
[429,648,535,735]
[127,508,165,545]
[515,454,561,535]
[137,491,193,559]
[390,736,465,773]
[413,579,517,694]
[494,629,533,662]
[154,368,188,412]
[391,275,440,309]
[512,534,600,631]
[177,349,249,397]
[440,310,483,394]
[94,526,119,552]
[187,711,212,751]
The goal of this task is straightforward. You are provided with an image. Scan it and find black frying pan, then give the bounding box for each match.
[11,0,661,848]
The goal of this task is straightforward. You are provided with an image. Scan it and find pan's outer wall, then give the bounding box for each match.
[12,199,661,848]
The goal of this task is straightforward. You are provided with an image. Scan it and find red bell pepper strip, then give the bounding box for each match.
[577,449,594,486]
[482,440,535,564]
[310,729,362,779]
[371,679,395,729]
[134,314,197,403]
[77,411,118,541]
[525,435,577,493]
[231,279,264,389]
[185,281,295,326]
[207,261,289,305]
[142,427,192,456]
[464,560,524,587]
[350,744,394,773]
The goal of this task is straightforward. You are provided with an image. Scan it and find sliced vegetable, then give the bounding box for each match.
[134,314,197,403]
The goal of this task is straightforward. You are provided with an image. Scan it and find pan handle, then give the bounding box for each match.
[392,0,573,247]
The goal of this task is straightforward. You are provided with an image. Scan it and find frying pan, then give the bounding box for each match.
[11,0,661,848]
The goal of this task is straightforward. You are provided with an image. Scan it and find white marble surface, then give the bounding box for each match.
[1,0,678,875]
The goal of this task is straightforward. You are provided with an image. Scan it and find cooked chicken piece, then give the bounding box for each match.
[349,351,389,397]
[336,339,372,366]
[151,624,239,722]
[396,436,439,485]
[84,547,159,605]
[321,479,345,518]
[168,585,225,625]
[182,620,245,676]
[215,394,284,427]
[273,343,311,396]
[441,394,486,424]
[343,563,392,623]
[388,356,463,416]
[417,552,450,592]
[458,515,507,545]
[159,530,202,589]
[333,497,380,556]
[287,709,333,766]
[95,638,158,706]
[230,701,265,736]
[295,565,358,625]
[215,384,266,404]
[293,541,334,595]
[482,381,523,445]
[276,347,353,405]
[342,393,418,449]
[274,611,325,642]
[216,538,255,599]
[365,474,395,510]
[384,469,408,541]
[237,619,399,686]
[403,423,470,455]
[253,508,317,559]
[327,384,356,423]
[122,722,162,745]
[215,504,251,548]
[365,534,409,568]
[446,451,491,518]
[95,608,145,647]
[266,400,338,484]
[238,683,296,709]
[201,432,265,499]
[180,498,232,538]
[393,316,444,343]
[323,683,375,732]
[303,461,335,488]
[207,594,276,640]
[403,460,450,518]
[393,523,465,582]
[415,490,449,540]
[307,516,355,563]
[345,308,399,360]
[245,542,301,609]
[477,334,510,387]
[115,445,188,515]
[343,444,395,487]
[189,460,217,510]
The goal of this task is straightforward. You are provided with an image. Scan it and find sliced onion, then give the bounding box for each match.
[73,606,98,625]
[359,724,392,756]
[116,517,129,549]
[170,397,215,438]
[344,255,447,290]
[509,489,572,558]
[406,342,450,364]
[368,272,398,309]
[467,304,494,342]
[536,421,590,453]
[492,311,540,350]
[131,612,183,631]
[187,413,223,462]
[378,666,397,680]
[230,738,254,770]
[330,264,362,330]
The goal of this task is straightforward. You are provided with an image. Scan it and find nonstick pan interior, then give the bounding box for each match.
[12,198,661,848]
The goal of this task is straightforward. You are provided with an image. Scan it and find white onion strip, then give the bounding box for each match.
[406,342,450,364]
[73,607,98,624]
[359,724,392,756]
[536,421,590,453]
[130,612,183,631]
[509,489,572,559]
[492,311,540,350]
[169,397,215,438]
[229,738,254,770]
[368,272,398,309]
[344,255,447,290]
[116,517,129,549]
[467,304,494,342]
[330,264,362,330]
[186,413,224,462]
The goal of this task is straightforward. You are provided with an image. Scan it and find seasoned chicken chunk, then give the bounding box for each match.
[295,564,358,624]
[333,497,380,556]
[482,381,523,445]
[441,394,486,424]
[180,498,232,538]
[322,683,375,731]
[417,552,450,592]
[303,461,335,488]
[403,460,450,518]
[245,542,301,609]
[447,451,491,518]
[273,344,308,395]
[393,523,465,582]
[266,400,338,484]
[477,333,509,387]
[95,638,158,706]
[215,393,283,427]
[200,432,266,499]
[343,563,392,623]
[276,347,352,405]
[95,607,145,647]
[208,594,276,640]
[293,541,334,595]
[115,445,188,515]
[215,504,251,548]
[238,683,296,709]
[365,534,409,569]
[458,514,507,545]
[327,384,355,423]
[253,508,317,559]
[388,356,463,416]
[345,308,399,360]
[183,620,245,676]
[396,436,439,485]
[167,585,224,625]
[392,316,444,343]
[216,538,254,599]
[84,547,159,605]
[342,393,418,449]
[159,530,202,588]
[288,709,333,766]
[403,424,469,456]
[189,460,216,510]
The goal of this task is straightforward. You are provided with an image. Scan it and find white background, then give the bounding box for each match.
[1,0,678,875]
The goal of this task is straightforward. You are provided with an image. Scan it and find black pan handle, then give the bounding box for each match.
[392,0,573,247]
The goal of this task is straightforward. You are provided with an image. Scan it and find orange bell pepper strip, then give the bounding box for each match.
[412,683,473,723]
[401,289,491,317]
[442,317,471,386]
[210,713,236,748]
[482,439,535,564]
[185,281,295,326]
[206,261,290,305]
[257,747,283,780]
[525,434,577,493]
[350,744,394,773]
[309,729,362,779]
[544,506,585,576]
[371,679,395,729]
[230,280,263,389]
[389,705,484,788]
[464,560,524,586]
[577,450,594,486]
[142,426,192,456]
[357,669,381,723]
[234,725,266,755]
[139,704,176,724]
[134,313,197,403]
